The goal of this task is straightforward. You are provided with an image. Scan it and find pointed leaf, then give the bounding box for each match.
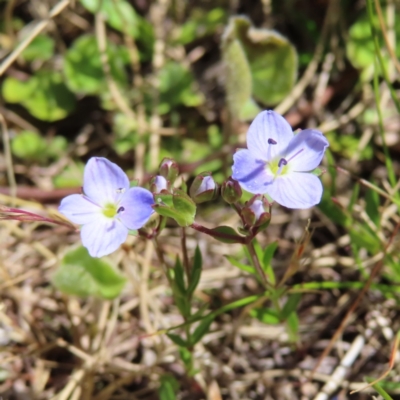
[187,246,202,296]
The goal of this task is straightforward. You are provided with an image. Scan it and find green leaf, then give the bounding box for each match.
[154,192,174,208]
[53,163,84,188]
[172,190,197,226]
[281,293,302,320]
[64,34,128,95]
[222,36,258,120]
[286,311,299,341]
[250,307,280,324]
[349,224,381,254]
[166,333,187,347]
[12,132,68,162]
[158,62,204,114]
[52,246,126,299]
[191,314,214,345]
[262,241,278,284]
[177,7,226,45]
[2,72,76,121]
[187,246,202,296]
[179,347,194,373]
[11,130,46,161]
[2,76,36,103]
[153,204,187,227]
[173,257,186,296]
[158,375,179,400]
[225,255,255,274]
[21,34,55,62]
[319,192,350,227]
[365,186,380,227]
[222,16,297,114]
[208,226,245,244]
[80,0,140,37]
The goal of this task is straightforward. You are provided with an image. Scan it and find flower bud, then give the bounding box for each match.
[221,177,242,204]
[189,172,218,203]
[159,158,179,184]
[241,195,270,228]
[150,175,168,193]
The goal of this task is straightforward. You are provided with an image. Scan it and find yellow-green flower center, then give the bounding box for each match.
[103,203,118,218]
[268,157,289,177]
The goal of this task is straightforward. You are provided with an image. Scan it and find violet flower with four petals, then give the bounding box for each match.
[59,157,154,258]
[232,110,329,209]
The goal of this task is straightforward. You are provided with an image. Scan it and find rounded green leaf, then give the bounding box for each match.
[3,73,76,121]
[221,16,297,112]
[80,0,140,38]
[52,246,126,299]
[2,76,36,103]
[64,34,128,95]
[11,130,46,160]
[21,34,55,62]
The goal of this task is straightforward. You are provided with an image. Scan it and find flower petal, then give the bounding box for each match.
[232,149,273,193]
[59,194,101,224]
[284,129,329,171]
[118,187,155,230]
[247,110,294,161]
[81,218,128,257]
[266,172,323,209]
[83,157,130,205]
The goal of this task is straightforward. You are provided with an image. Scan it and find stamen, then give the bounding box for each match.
[117,206,125,213]
[287,148,304,162]
[278,158,287,167]
[267,138,277,160]
[276,158,287,176]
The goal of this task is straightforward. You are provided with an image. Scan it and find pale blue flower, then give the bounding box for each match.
[59,157,154,257]
[232,110,329,209]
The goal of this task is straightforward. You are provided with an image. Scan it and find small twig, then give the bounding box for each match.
[275,0,339,115]
[148,0,169,171]
[139,241,155,334]
[350,331,400,394]
[373,0,400,75]
[0,113,16,202]
[310,220,400,378]
[313,334,370,400]
[0,0,71,76]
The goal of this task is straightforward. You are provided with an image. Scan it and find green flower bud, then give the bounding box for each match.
[189,172,218,203]
[150,175,169,193]
[221,177,242,204]
[159,158,179,184]
[241,195,270,228]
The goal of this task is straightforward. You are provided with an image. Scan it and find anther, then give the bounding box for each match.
[117,206,125,213]
[268,138,277,145]
[278,158,288,167]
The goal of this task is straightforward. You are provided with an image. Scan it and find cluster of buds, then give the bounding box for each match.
[151,158,270,234]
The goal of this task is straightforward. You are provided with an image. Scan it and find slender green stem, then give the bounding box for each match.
[181,227,191,285]
[372,58,397,190]
[246,240,268,288]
